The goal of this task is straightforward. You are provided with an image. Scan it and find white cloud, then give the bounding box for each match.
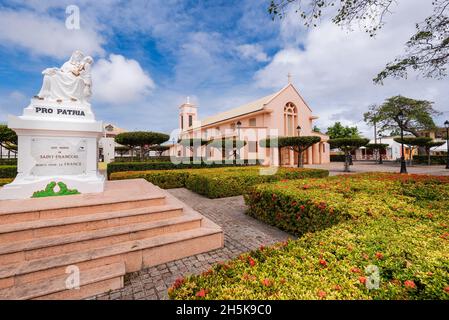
[236,44,270,62]
[92,54,155,104]
[0,9,105,58]
[0,90,28,121]
[254,0,449,135]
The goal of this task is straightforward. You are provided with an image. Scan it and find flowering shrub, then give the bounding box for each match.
[169,173,449,300]
[111,167,329,198]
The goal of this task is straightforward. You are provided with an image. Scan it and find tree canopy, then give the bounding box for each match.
[268,0,449,83]
[115,131,169,159]
[393,136,433,146]
[326,122,360,139]
[261,136,321,167]
[0,124,18,152]
[364,96,440,137]
[328,138,370,172]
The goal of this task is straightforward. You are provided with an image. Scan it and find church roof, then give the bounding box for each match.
[198,93,276,128]
[193,83,312,129]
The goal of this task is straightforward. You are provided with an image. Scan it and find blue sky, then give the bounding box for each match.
[0,0,448,136]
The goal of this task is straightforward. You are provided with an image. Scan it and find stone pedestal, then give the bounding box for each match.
[0,99,104,200]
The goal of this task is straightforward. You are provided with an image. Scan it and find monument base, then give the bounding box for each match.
[0,99,105,200]
[0,173,105,200]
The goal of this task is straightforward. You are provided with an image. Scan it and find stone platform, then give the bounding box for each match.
[0,179,223,299]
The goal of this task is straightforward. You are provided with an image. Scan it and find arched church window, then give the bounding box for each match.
[284,102,298,136]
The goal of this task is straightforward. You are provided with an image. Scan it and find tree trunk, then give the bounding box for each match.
[298,149,303,168]
[344,151,350,172]
[427,148,431,166]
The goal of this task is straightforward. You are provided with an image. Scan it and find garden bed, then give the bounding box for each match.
[168,173,449,300]
[110,166,329,198]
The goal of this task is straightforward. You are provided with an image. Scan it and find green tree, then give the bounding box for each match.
[268,0,449,83]
[115,131,169,160]
[178,138,209,159]
[114,145,130,157]
[0,124,18,158]
[364,96,440,137]
[328,138,370,172]
[423,141,446,165]
[208,138,247,160]
[149,145,170,157]
[326,122,360,139]
[393,136,432,165]
[261,136,321,167]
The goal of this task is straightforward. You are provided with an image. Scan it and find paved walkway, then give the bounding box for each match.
[305,161,449,176]
[93,188,291,300]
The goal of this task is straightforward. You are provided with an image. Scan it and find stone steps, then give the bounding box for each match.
[0,213,202,264]
[0,179,224,299]
[0,204,184,244]
[0,262,125,300]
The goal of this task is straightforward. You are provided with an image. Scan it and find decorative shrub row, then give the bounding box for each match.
[0,178,13,186]
[412,155,448,165]
[330,154,346,162]
[186,167,329,198]
[169,173,449,300]
[0,165,17,178]
[107,159,262,178]
[110,167,329,198]
[0,158,17,165]
[112,156,171,162]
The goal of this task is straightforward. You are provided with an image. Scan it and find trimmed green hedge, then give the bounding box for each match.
[107,160,262,178]
[169,173,449,300]
[111,169,191,189]
[330,154,346,162]
[0,159,17,165]
[413,155,448,165]
[186,167,329,198]
[0,165,17,178]
[110,167,329,198]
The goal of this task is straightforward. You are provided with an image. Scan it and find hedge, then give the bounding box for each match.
[111,169,191,189]
[330,154,346,162]
[169,173,449,300]
[0,165,17,178]
[110,167,329,198]
[0,178,13,186]
[413,155,448,165]
[0,159,17,165]
[107,159,262,178]
[186,167,329,198]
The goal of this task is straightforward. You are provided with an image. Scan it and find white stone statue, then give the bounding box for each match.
[35,50,93,103]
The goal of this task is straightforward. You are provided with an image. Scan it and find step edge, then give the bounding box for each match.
[0,262,125,300]
[0,213,202,256]
[0,226,223,280]
[0,204,184,235]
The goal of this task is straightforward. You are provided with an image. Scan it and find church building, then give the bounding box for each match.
[170,82,330,166]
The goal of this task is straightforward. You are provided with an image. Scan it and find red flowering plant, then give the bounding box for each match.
[169,173,449,300]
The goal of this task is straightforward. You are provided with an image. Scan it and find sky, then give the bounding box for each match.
[0,0,448,138]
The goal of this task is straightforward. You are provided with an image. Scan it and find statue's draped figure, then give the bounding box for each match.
[36,50,93,103]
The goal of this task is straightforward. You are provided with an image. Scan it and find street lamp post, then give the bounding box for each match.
[296,125,301,167]
[445,120,449,169]
[398,111,407,174]
[236,121,242,161]
[378,134,383,164]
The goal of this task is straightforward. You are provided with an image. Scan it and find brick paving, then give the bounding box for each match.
[93,188,291,300]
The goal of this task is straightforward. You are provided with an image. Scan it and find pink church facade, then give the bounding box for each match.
[169,83,330,166]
